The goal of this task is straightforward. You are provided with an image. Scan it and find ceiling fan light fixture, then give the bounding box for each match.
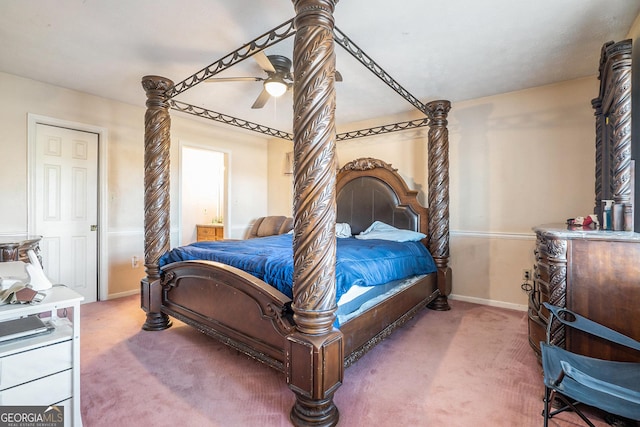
[264,78,288,97]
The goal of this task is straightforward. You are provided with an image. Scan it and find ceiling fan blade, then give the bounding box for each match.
[253,51,276,73]
[205,77,263,83]
[335,70,343,82]
[251,87,271,109]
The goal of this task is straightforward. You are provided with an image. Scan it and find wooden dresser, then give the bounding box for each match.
[196,223,224,241]
[527,40,640,363]
[528,224,640,363]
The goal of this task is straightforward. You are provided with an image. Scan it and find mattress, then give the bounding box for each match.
[335,275,427,326]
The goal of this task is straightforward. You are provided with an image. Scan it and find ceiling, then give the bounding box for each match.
[1,1,639,134]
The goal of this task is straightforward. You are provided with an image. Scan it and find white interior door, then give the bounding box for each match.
[34,124,98,302]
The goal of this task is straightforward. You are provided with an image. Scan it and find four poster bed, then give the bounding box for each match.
[140,2,452,426]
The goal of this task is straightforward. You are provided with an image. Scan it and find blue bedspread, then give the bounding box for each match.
[159,234,436,301]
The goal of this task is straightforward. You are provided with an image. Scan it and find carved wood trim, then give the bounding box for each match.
[288,2,342,426]
[536,233,567,348]
[142,75,173,281]
[291,0,339,333]
[340,157,397,172]
[140,75,174,331]
[593,39,633,231]
[593,97,603,215]
[336,157,427,237]
[426,100,452,303]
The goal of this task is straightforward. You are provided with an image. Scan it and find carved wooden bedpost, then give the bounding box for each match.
[140,75,173,331]
[426,100,452,311]
[287,0,342,426]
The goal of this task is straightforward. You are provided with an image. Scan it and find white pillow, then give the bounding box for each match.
[355,221,426,242]
[336,223,352,238]
[288,224,352,237]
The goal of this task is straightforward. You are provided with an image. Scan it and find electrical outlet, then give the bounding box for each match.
[522,269,531,281]
[132,256,139,269]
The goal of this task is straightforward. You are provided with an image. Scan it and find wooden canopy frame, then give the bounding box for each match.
[140,1,451,425]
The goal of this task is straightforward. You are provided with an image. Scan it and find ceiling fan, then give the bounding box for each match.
[206,51,342,109]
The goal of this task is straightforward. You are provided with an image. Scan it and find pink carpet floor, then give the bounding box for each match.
[79,295,621,426]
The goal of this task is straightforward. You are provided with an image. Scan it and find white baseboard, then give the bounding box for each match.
[103,290,530,311]
[105,289,139,300]
[449,293,528,312]
[102,289,528,311]
[102,289,529,312]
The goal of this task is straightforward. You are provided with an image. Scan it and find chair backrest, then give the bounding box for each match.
[543,302,640,352]
[245,216,293,239]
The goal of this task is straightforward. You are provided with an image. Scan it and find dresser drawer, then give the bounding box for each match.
[0,369,72,405]
[0,339,72,390]
[198,227,217,237]
[196,225,223,241]
[534,261,550,283]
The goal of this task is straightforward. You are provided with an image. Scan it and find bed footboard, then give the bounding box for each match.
[160,260,295,371]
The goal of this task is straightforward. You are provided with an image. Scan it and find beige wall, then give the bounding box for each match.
[452,78,599,308]
[0,63,613,308]
[0,71,269,299]
[267,138,294,216]
[630,9,640,40]
[267,76,598,310]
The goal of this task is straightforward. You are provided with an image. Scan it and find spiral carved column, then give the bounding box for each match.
[140,75,173,331]
[592,98,603,217]
[610,61,633,229]
[425,100,452,311]
[286,1,342,426]
[540,235,567,348]
[592,40,633,231]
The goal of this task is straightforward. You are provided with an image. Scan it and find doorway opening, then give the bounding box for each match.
[179,145,227,245]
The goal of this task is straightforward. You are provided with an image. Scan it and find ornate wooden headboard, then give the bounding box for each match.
[336,158,428,237]
[335,156,450,312]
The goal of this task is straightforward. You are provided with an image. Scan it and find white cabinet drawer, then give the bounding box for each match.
[0,340,72,390]
[0,286,82,427]
[0,369,72,405]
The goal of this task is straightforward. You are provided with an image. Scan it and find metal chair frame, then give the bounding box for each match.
[541,302,640,427]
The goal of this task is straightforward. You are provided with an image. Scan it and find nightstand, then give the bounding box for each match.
[196,223,224,241]
[0,285,83,426]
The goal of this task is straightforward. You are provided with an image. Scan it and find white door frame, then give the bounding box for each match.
[27,113,109,301]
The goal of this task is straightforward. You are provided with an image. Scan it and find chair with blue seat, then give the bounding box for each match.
[540,302,640,427]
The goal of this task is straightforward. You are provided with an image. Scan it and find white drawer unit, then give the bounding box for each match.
[0,286,83,427]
